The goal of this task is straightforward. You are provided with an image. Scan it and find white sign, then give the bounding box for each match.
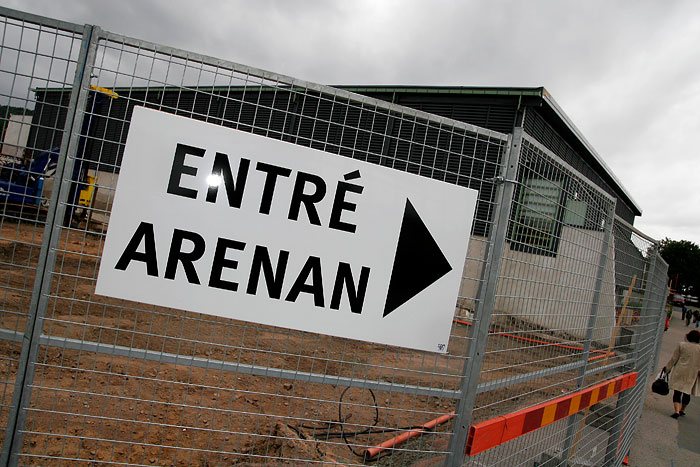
[96,107,478,353]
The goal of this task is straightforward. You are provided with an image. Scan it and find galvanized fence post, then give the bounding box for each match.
[633,246,666,384]
[560,203,615,463]
[444,127,521,467]
[652,267,672,375]
[0,24,98,467]
[603,243,659,465]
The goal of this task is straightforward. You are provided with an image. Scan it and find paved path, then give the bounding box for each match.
[627,307,700,467]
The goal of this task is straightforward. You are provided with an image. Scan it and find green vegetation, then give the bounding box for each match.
[659,238,700,296]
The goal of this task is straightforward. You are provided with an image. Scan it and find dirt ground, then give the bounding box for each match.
[0,216,622,466]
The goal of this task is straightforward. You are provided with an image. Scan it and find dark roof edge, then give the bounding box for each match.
[334,85,546,98]
[338,85,641,216]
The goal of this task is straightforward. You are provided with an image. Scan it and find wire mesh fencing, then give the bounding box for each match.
[0,6,670,467]
[460,134,669,465]
[0,12,89,464]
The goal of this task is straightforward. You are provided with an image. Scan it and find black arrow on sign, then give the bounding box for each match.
[383,199,453,317]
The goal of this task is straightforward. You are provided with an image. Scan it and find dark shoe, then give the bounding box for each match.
[671,413,680,419]
[679,411,686,416]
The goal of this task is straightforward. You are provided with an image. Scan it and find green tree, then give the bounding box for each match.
[659,238,700,295]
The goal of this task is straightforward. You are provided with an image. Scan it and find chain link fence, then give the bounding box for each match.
[0,7,669,467]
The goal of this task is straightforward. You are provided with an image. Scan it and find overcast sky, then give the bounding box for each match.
[4,0,700,246]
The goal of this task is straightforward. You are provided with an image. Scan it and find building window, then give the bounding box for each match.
[510,177,564,256]
[563,197,587,227]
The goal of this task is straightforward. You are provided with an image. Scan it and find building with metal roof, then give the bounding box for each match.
[25,84,642,341]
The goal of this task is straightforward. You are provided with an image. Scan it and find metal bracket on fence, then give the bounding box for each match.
[489,175,519,185]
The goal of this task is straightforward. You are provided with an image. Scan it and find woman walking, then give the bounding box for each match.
[664,330,700,418]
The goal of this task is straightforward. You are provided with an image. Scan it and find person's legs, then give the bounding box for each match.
[672,390,684,417]
[672,391,691,416]
[680,392,691,415]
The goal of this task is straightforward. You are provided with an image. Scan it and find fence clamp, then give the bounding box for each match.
[489,176,518,185]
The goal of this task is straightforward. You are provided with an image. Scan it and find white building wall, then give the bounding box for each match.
[460,226,615,344]
[1,114,32,163]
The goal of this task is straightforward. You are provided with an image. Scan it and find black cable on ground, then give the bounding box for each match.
[296,387,445,460]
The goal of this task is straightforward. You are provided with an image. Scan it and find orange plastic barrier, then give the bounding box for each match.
[452,318,614,362]
[465,372,637,456]
[363,411,455,460]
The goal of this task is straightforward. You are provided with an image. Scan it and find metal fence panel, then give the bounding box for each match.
[0,11,90,465]
[459,132,669,466]
[461,131,616,466]
[0,7,671,467]
[601,220,669,466]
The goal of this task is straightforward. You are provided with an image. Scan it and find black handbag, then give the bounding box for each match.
[651,369,669,395]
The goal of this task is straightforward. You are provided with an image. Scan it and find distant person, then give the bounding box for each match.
[695,309,700,328]
[664,330,700,418]
[682,304,688,321]
[686,309,693,326]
